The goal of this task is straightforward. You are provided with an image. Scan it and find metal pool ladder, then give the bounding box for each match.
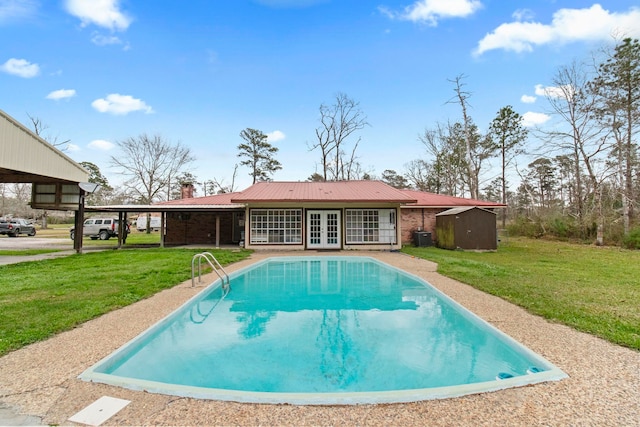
[191,252,230,293]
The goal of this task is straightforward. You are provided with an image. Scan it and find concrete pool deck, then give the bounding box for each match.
[0,251,638,426]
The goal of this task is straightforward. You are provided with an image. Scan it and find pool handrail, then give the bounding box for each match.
[191,252,230,291]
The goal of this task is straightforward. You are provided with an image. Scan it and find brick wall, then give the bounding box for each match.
[400,208,443,244]
[165,212,236,245]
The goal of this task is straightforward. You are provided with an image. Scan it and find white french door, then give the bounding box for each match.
[307,210,341,249]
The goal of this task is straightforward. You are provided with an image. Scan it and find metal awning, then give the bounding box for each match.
[85,204,245,213]
[0,109,88,184]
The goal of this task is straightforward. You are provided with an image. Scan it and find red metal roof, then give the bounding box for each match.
[154,185,504,208]
[231,181,417,203]
[399,189,505,208]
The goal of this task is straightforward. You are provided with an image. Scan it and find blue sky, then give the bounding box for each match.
[2,0,640,194]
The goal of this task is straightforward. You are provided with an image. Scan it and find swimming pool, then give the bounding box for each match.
[80,256,567,404]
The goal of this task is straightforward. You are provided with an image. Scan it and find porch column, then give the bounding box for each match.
[160,213,165,248]
[215,215,220,248]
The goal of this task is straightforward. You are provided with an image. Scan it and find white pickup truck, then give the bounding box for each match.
[70,218,129,241]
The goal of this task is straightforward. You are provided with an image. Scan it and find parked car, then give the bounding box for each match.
[136,215,161,231]
[70,218,130,241]
[0,218,37,237]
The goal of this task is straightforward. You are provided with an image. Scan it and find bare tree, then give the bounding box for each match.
[545,63,610,217]
[590,37,640,234]
[448,75,479,199]
[310,93,368,181]
[404,159,433,191]
[419,121,471,196]
[28,115,74,227]
[27,114,70,150]
[209,164,239,193]
[111,134,194,231]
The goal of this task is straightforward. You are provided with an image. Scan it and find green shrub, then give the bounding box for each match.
[506,217,544,238]
[622,227,640,249]
[549,217,571,238]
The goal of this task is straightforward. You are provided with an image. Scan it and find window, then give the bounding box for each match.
[250,209,302,244]
[33,184,56,204]
[345,209,396,244]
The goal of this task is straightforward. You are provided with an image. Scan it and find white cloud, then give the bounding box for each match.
[64,0,132,31]
[0,0,38,24]
[381,0,482,25]
[512,8,534,22]
[0,58,39,78]
[267,130,286,142]
[535,83,573,99]
[521,94,536,104]
[46,89,76,100]
[88,139,115,151]
[475,4,640,56]
[91,33,122,46]
[67,143,81,152]
[522,111,551,127]
[91,94,154,115]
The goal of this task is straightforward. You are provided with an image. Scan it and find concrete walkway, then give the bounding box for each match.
[0,402,42,426]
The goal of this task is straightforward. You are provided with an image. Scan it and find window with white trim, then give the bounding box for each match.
[250,209,302,244]
[345,209,396,244]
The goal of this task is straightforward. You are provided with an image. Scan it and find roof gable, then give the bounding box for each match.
[0,109,88,183]
[231,181,417,203]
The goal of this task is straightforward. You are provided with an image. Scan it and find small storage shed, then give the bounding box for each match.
[435,207,497,250]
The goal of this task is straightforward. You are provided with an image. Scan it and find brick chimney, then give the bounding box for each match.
[180,182,194,199]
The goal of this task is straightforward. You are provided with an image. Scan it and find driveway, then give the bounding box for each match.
[0,236,74,265]
[0,236,72,250]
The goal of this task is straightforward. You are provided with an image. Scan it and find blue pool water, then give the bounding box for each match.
[81,256,566,404]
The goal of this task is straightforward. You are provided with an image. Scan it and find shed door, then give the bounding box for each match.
[307,210,341,249]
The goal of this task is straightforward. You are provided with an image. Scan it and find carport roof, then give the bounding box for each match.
[0,109,88,184]
[86,192,245,212]
[85,204,244,213]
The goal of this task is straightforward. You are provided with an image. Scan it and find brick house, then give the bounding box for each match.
[155,181,504,249]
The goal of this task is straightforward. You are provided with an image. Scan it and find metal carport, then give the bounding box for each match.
[85,204,244,248]
[0,109,90,252]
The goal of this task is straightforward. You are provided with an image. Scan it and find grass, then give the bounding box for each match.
[402,237,640,351]
[36,224,163,246]
[0,249,62,256]
[0,248,251,356]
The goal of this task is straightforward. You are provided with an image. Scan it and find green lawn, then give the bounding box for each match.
[0,248,251,356]
[2,239,638,357]
[402,238,640,351]
[0,249,62,256]
[37,224,163,246]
